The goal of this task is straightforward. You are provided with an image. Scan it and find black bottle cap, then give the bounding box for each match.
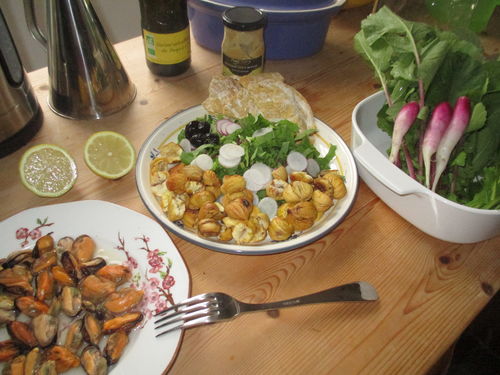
[222,7,266,31]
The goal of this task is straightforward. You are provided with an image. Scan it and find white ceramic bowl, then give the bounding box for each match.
[136,105,359,255]
[351,91,500,244]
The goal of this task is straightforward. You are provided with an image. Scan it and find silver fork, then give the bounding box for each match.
[154,281,378,337]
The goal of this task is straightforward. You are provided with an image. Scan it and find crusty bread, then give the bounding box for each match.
[202,73,315,130]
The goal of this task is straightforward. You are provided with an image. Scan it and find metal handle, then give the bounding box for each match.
[23,0,47,49]
[239,282,378,313]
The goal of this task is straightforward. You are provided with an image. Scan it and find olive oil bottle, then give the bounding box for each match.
[139,0,191,76]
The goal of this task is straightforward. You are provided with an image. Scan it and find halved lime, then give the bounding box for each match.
[19,144,78,197]
[84,131,135,179]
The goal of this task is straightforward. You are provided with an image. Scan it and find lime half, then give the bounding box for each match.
[84,131,135,179]
[19,144,78,197]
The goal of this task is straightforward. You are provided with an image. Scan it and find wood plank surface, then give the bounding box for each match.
[0,5,498,375]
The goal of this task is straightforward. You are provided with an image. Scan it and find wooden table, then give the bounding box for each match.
[1,6,498,375]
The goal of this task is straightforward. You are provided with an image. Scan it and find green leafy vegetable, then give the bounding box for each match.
[355,6,500,209]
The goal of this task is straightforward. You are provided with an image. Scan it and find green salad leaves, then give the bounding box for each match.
[354,6,500,209]
[179,114,336,179]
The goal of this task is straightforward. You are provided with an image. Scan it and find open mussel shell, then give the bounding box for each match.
[81,345,108,375]
[7,321,38,348]
[32,314,58,347]
[60,286,82,317]
[24,347,42,375]
[104,330,129,366]
[0,340,22,362]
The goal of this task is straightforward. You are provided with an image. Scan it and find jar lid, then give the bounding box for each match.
[222,7,266,31]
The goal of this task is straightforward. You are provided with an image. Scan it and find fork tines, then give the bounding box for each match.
[154,294,217,337]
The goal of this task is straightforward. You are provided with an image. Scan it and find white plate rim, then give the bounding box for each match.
[0,200,190,374]
[136,105,359,255]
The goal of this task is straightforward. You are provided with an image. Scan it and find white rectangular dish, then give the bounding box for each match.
[351,91,500,244]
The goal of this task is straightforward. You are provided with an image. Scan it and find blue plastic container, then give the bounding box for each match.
[187,0,346,60]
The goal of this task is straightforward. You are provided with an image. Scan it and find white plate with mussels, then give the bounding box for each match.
[136,105,359,255]
[0,200,190,374]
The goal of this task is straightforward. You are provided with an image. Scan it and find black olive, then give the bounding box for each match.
[185,120,210,139]
[205,133,220,145]
[189,133,206,148]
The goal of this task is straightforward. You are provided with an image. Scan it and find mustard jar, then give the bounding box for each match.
[221,7,266,76]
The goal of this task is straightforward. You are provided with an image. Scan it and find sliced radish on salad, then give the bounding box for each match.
[250,162,272,185]
[216,119,241,136]
[287,151,308,172]
[191,154,213,171]
[218,154,241,169]
[306,158,320,177]
[179,138,192,152]
[258,197,278,219]
[219,143,245,159]
[243,168,267,191]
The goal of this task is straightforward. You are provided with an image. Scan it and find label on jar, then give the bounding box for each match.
[222,54,263,76]
[143,28,190,65]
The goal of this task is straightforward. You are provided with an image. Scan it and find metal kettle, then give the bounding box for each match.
[0,8,42,158]
[24,0,136,120]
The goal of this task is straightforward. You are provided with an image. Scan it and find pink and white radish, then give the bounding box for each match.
[422,102,452,188]
[179,138,193,152]
[258,197,278,219]
[306,158,320,177]
[252,127,272,137]
[388,101,420,164]
[431,96,471,191]
[243,168,267,191]
[216,119,241,136]
[250,162,272,185]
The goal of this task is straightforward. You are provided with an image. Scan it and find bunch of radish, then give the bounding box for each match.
[389,96,471,191]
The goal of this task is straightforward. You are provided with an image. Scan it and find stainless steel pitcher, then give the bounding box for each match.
[24,0,136,120]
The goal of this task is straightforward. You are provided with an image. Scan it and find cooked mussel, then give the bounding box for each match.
[36,270,54,302]
[24,347,42,375]
[7,321,37,348]
[1,250,33,269]
[103,288,144,315]
[4,354,26,375]
[80,276,116,304]
[64,319,83,353]
[61,286,82,317]
[0,309,15,325]
[81,345,108,375]
[71,235,96,263]
[32,234,54,258]
[37,360,57,375]
[95,265,131,286]
[0,295,14,310]
[0,340,21,362]
[31,251,57,274]
[44,345,80,373]
[104,329,129,365]
[15,296,49,317]
[32,314,58,347]
[102,312,143,334]
[83,313,102,347]
[56,236,74,252]
[60,251,82,283]
[0,266,33,295]
[51,266,74,287]
[81,258,106,277]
